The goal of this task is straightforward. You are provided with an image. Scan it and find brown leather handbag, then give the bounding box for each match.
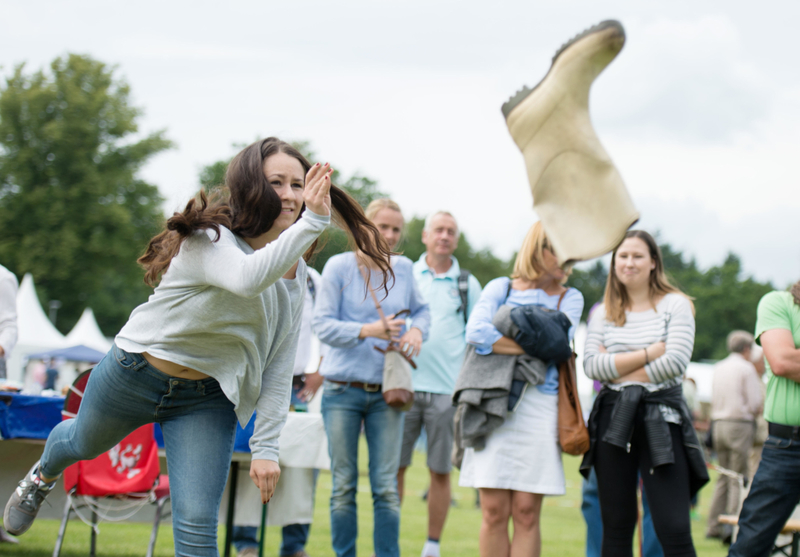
[556,291,590,455]
[360,267,415,411]
[557,352,590,455]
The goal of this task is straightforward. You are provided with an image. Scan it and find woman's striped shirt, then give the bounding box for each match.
[583,293,695,422]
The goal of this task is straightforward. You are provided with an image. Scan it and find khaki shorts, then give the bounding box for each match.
[400,391,456,474]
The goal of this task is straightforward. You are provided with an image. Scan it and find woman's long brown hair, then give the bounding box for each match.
[792,280,800,306]
[603,230,693,326]
[138,138,393,290]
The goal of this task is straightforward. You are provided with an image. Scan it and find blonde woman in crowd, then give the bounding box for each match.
[460,222,584,557]
[313,198,430,557]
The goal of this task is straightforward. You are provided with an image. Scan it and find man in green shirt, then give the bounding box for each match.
[729,283,800,557]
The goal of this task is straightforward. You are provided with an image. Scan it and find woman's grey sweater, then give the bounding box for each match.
[116,210,330,461]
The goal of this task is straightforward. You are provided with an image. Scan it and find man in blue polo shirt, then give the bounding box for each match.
[397,211,481,557]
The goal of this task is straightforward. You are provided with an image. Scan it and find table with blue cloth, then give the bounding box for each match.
[0,392,65,441]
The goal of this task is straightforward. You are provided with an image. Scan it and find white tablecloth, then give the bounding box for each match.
[219,412,329,527]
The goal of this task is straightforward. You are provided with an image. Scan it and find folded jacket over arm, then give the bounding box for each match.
[579,384,709,497]
[452,306,547,450]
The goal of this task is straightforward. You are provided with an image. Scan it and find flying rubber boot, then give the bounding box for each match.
[503,20,639,266]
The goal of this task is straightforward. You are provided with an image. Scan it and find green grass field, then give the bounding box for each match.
[2,441,729,556]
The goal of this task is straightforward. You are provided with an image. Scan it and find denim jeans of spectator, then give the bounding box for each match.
[729,434,800,557]
[321,381,403,557]
[582,467,664,557]
[40,344,238,557]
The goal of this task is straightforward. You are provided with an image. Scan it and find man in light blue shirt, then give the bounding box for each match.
[397,212,481,557]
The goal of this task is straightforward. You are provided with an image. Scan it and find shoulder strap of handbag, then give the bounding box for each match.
[556,288,575,352]
[358,264,390,335]
[557,288,569,310]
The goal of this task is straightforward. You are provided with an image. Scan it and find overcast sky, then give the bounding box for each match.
[2,0,798,286]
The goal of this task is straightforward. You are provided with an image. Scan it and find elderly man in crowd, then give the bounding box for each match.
[397,211,481,557]
[706,330,765,542]
[0,264,19,544]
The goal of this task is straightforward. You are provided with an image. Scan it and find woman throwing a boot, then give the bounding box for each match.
[3,138,392,557]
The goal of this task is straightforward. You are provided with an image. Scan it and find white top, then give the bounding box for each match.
[116,211,330,461]
[293,267,327,376]
[583,293,695,422]
[0,265,18,357]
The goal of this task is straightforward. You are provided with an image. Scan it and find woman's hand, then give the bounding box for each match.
[299,371,324,401]
[359,318,405,340]
[304,163,333,217]
[398,327,423,358]
[250,459,281,504]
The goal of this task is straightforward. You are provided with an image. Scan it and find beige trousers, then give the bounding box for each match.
[706,420,755,536]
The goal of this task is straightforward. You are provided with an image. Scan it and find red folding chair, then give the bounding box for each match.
[53,369,171,557]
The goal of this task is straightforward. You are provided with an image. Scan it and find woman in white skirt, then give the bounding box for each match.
[460,222,584,557]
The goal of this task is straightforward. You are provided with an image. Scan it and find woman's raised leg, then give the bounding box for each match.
[5,346,161,536]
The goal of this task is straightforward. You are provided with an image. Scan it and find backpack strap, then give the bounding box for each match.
[306,274,316,304]
[457,269,471,324]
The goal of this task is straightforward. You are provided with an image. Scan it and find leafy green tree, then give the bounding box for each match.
[0,54,172,334]
[566,261,608,321]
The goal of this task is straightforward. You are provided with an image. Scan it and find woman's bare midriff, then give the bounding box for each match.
[143,352,210,380]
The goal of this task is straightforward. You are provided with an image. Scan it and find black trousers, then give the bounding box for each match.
[594,402,696,557]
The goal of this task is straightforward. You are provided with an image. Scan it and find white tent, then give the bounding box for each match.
[66,308,112,353]
[5,274,68,383]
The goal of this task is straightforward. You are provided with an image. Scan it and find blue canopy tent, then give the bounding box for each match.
[27,345,106,364]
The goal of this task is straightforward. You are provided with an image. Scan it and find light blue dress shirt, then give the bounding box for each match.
[313,253,431,385]
[411,254,483,395]
[465,277,584,395]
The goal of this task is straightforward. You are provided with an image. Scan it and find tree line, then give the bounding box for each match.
[0,54,778,361]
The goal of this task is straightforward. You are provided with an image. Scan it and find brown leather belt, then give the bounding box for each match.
[327,380,381,393]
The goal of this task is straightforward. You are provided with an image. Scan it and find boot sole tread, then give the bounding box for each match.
[501,19,624,119]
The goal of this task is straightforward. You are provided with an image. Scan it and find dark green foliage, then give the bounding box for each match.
[0,54,172,335]
[199,160,228,192]
[566,261,607,321]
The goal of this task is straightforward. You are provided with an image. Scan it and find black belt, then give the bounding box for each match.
[768,422,800,441]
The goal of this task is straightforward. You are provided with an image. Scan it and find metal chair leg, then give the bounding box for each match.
[52,496,73,557]
[90,510,97,557]
[146,497,168,557]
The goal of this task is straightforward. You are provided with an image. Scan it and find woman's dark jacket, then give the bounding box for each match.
[580,384,709,497]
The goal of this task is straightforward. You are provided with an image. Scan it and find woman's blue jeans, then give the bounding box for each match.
[40,345,239,557]
[321,381,404,557]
